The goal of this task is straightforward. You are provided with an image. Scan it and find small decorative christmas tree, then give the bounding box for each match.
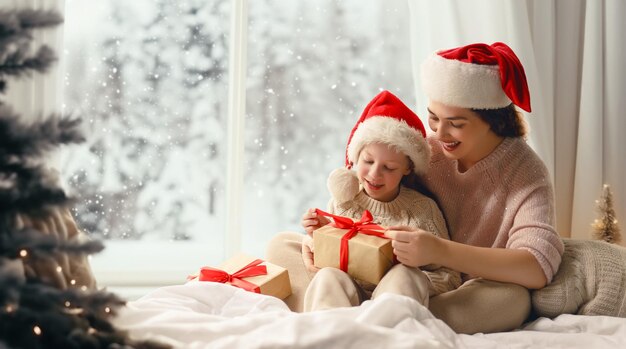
[591,184,622,244]
[0,8,167,349]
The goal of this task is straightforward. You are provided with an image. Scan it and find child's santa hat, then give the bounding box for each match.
[328,90,430,204]
[420,42,531,112]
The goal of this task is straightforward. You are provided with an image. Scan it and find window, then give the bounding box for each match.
[60,0,413,290]
[61,0,231,286]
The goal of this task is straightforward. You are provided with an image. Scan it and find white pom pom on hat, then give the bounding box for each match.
[327,90,430,204]
[327,168,360,205]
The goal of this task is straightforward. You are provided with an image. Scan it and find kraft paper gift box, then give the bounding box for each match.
[313,224,395,285]
[190,253,292,300]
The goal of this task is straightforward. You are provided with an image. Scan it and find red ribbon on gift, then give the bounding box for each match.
[189,259,268,293]
[315,208,389,272]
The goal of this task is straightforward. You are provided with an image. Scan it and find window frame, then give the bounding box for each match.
[224,0,248,259]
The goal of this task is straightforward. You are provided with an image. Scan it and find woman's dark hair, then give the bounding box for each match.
[401,159,447,230]
[401,172,435,198]
[472,104,528,138]
[401,158,436,200]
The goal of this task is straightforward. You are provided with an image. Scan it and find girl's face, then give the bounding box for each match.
[427,100,503,172]
[355,143,411,202]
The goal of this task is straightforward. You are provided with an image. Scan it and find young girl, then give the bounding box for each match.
[300,90,461,311]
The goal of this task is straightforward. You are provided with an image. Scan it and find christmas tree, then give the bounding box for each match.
[0,8,167,349]
[591,184,622,244]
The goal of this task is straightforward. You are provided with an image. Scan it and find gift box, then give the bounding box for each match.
[313,209,395,285]
[189,254,292,300]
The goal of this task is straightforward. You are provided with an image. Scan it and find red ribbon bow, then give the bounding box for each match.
[190,259,268,293]
[315,209,388,272]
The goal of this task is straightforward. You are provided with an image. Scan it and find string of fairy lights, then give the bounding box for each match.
[5,249,109,338]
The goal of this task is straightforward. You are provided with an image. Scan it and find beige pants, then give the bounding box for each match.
[304,264,432,311]
[265,232,531,334]
[429,278,531,334]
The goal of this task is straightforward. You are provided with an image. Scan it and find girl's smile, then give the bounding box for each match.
[363,178,383,190]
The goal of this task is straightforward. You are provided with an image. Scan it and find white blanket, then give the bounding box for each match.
[113,282,626,349]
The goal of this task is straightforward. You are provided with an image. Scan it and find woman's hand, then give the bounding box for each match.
[301,208,331,236]
[386,226,549,289]
[301,235,320,273]
[385,226,443,268]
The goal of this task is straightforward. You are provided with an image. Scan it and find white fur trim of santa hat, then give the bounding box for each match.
[347,116,430,175]
[420,53,512,110]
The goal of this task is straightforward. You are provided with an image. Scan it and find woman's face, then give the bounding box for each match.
[427,100,501,171]
[355,143,411,202]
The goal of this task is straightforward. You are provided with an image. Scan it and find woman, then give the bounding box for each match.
[266,42,564,334]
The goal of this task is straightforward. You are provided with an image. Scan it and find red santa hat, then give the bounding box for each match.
[328,90,430,203]
[420,42,531,112]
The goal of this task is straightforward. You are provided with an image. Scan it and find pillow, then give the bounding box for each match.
[531,238,626,318]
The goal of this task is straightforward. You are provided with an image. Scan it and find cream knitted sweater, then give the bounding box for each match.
[329,186,462,295]
[532,238,626,317]
[423,136,564,282]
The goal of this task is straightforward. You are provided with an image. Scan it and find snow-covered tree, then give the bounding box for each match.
[62,0,230,241]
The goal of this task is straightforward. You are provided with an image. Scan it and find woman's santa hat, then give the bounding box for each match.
[420,42,531,112]
[328,90,430,203]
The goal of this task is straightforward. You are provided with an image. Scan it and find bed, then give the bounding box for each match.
[112,282,626,348]
[11,207,626,348]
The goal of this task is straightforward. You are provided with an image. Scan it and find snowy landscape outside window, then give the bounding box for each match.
[61,0,231,287]
[60,0,413,288]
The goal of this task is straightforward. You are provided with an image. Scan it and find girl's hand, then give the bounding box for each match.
[301,235,320,273]
[301,208,331,236]
[385,226,442,267]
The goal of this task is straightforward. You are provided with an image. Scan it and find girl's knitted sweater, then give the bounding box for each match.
[329,186,461,295]
[423,136,564,282]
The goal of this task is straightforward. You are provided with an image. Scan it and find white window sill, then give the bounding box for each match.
[90,240,223,288]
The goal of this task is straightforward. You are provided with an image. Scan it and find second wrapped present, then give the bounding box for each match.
[189,253,292,300]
